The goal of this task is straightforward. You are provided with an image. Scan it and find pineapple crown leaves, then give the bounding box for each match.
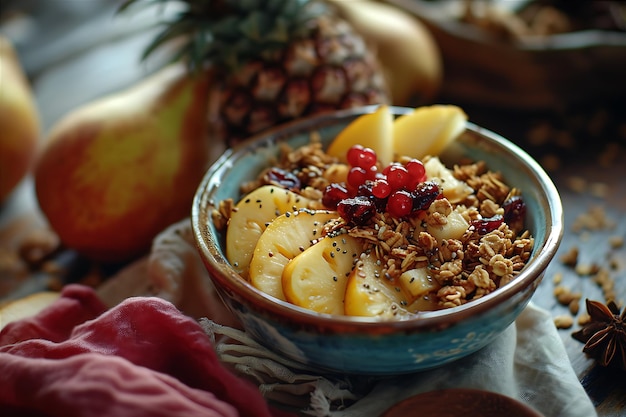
[118,0,327,72]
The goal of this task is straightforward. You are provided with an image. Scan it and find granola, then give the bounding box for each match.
[214,137,534,313]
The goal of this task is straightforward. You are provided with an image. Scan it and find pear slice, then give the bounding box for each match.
[226,185,317,276]
[426,207,470,241]
[398,267,440,300]
[249,209,337,301]
[326,105,394,166]
[282,234,362,315]
[423,156,473,204]
[393,105,467,159]
[398,268,441,313]
[344,253,411,318]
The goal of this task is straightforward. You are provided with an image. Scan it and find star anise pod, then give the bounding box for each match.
[572,299,626,371]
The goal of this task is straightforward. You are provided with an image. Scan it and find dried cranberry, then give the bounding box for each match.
[503,196,526,233]
[337,196,376,225]
[322,183,351,209]
[411,181,440,212]
[471,214,504,234]
[265,167,300,191]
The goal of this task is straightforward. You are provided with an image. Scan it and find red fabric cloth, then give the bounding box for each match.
[0,284,282,417]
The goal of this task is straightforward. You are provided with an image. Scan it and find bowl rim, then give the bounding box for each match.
[192,105,564,331]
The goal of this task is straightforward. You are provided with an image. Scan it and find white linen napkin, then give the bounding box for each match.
[102,219,598,417]
[199,303,597,417]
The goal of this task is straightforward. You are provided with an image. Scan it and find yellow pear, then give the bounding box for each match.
[226,185,318,276]
[326,104,393,166]
[0,36,41,203]
[328,0,442,106]
[34,64,214,263]
[248,209,337,300]
[344,253,411,318]
[282,234,362,315]
[393,105,467,160]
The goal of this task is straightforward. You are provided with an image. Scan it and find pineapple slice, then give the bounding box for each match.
[344,253,411,318]
[249,209,337,301]
[393,105,467,159]
[426,208,470,241]
[423,157,473,204]
[282,234,362,315]
[326,105,394,166]
[398,267,440,300]
[226,185,316,276]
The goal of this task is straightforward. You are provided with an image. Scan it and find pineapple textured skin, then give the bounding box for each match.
[212,13,389,145]
[120,0,390,146]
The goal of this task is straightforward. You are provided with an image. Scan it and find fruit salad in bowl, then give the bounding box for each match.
[192,105,563,374]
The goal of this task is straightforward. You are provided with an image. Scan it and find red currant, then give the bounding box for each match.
[347,145,377,169]
[387,190,413,218]
[347,166,369,188]
[406,159,426,183]
[372,179,391,199]
[366,165,378,181]
[386,164,410,191]
[382,162,398,177]
[347,145,364,166]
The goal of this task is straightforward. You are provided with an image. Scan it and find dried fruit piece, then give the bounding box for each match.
[337,197,377,225]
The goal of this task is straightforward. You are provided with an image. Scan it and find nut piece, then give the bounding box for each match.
[554,314,574,329]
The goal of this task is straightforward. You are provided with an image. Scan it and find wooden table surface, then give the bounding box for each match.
[466,103,626,417]
[1,1,625,416]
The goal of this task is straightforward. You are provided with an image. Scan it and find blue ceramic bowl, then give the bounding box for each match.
[191,106,563,375]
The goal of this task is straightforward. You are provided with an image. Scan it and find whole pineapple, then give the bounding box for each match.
[120,0,390,146]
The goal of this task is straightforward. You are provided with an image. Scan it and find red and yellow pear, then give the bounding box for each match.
[34,64,214,263]
[0,35,41,203]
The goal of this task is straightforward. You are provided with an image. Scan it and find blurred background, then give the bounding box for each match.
[1,0,169,132]
[3,0,625,159]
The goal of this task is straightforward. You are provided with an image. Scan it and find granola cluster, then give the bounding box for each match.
[214,137,534,311]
